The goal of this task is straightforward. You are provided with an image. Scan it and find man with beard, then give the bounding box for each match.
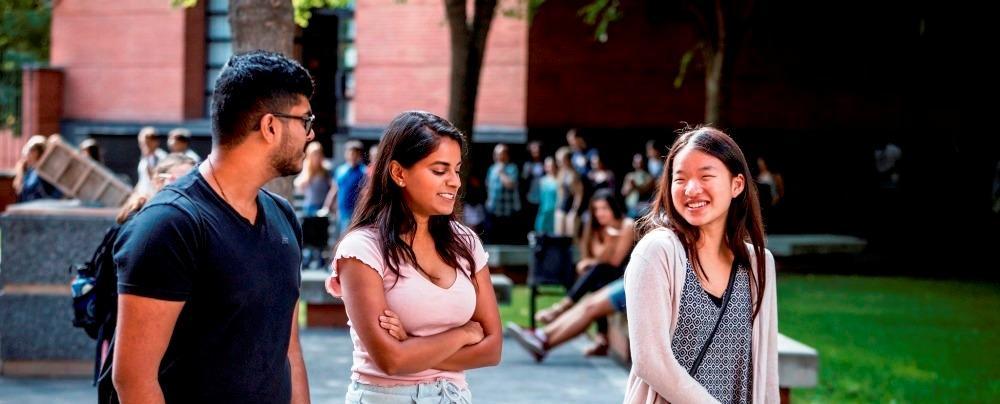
[111,51,314,404]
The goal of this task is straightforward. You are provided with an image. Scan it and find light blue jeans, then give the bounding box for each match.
[345,380,472,404]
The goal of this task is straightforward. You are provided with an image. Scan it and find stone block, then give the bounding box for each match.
[0,294,93,361]
[491,274,513,305]
[1,203,116,286]
[777,333,819,388]
[300,270,341,305]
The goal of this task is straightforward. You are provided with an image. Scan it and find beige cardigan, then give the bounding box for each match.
[622,228,779,404]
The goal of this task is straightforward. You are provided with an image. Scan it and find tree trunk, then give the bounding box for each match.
[229,0,296,55]
[693,0,750,129]
[444,0,498,140]
[702,0,736,129]
[703,47,732,129]
[228,0,296,200]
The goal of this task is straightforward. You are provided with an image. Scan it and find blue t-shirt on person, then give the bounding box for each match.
[17,168,62,202]
[571,148,598,177]
[113,171,302,403]
[334,162,366,220]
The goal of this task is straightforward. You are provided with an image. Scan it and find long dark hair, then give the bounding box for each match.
[347,111,477,286]
[580,189,625,258]
[637,127,767,320]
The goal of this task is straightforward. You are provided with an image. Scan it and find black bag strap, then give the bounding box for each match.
[96,335,119,404]
[688,261,739,377]
[86,225,120,270]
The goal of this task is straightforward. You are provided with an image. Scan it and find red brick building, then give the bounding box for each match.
[20,0,997,271]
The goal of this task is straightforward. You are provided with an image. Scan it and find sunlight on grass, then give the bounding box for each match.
[778,275,999,403]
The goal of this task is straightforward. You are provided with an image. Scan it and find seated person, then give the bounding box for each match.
[14,135,63,202]
[532,189,634,354]
[508,278,626,362]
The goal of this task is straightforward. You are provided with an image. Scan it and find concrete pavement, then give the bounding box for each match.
[0,328,627,403]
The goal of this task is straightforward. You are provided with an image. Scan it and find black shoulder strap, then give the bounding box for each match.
[688,261,739,377]
[96,335,119,404]
[89,224,121,266]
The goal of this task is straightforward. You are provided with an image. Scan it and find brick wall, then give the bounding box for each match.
[20,68,64,138]
[50,0,205,122]
[353,0,527,127]
[0,129,31,170]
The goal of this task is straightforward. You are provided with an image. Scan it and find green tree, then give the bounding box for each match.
[0,0,51,131]
[580,0,754,128]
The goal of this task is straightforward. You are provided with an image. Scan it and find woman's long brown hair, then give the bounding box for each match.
[345,111,477,289]
[637,127,768,320]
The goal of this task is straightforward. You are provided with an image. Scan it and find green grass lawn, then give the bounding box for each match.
[779,275,999,403]
[499,285,566,328]
[499,275,1000,403]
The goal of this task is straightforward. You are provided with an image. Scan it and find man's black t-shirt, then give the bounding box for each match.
[114,171,302,403]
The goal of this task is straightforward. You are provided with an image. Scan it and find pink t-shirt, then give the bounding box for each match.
[326,222,489,387]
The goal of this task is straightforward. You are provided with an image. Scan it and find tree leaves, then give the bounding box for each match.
[578,0,620,43]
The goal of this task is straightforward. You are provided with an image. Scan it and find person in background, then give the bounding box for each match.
[646,139,664,179]
[462,175,487,235]
[323,140,367,238]
[134,126,167,195]
[13,135,63,202]
[366,143,379,179]
[296,141,333,269]
[117,154,198,225]
[296,141,332,217]
[533,190,634,355]
[622,153,655,218]
[522,141,545,233]
[508,277,628,363]
[485,143,521,243]
[534,156,559,235]
[755,156,784,207]
[553,146,584,238]
[588,152,616,194]
[79,137,103,164]
[168,128,202,163]
[566,129,597,177]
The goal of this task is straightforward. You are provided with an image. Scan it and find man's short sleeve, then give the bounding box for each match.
[114,203,200,301]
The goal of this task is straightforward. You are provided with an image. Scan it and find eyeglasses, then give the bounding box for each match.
[270,112,315,134]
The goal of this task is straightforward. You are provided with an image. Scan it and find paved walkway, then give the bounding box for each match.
[0,329,627,403]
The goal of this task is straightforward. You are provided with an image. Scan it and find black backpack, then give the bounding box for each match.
[70,223,122,386]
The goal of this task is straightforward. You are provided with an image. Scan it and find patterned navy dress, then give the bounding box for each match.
[671,260,753,403]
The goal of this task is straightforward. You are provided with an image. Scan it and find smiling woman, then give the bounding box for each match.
[624,127,777,404]
[325,111,502,404]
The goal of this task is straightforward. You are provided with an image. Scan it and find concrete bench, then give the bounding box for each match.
[300,270,347,327]
[608,313,818,403]
[485,244,533,284]
[777,333,819,403]
[767,234,867,257]
[485,244,533,268]
[491,274,513,305]
[0,201,119,377]
[299,271,514,328]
